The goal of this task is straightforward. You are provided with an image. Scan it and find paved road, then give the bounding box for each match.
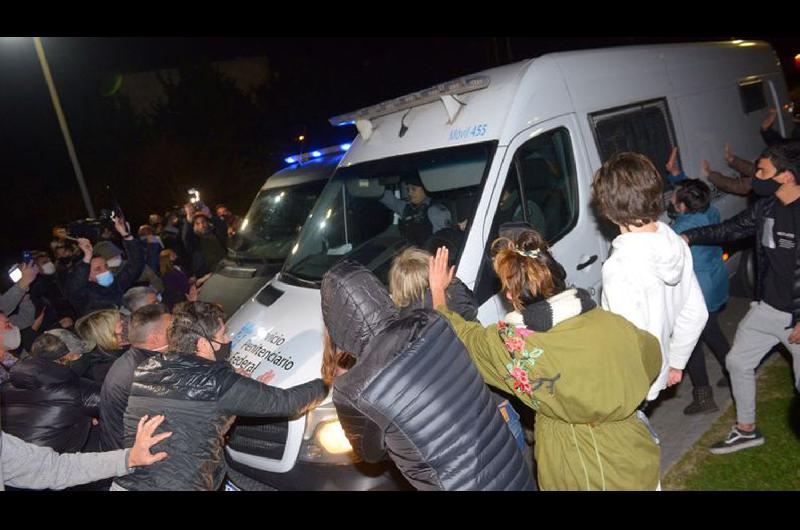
[649,296,751,476]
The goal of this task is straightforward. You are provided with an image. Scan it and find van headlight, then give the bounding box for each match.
[298,402,359,465]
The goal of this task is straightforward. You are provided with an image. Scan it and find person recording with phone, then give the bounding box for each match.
[2,257,39,355]
[64,216,145,317]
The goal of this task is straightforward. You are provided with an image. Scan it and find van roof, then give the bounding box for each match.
[261,151,343,191]
[335,40,775,166]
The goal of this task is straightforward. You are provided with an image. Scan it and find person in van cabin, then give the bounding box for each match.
[669,179,731,415]
[427,231,663,490]
[379,172,452,247]
[592,152,708,413]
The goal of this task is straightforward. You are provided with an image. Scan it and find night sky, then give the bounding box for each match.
[2,36,799,272]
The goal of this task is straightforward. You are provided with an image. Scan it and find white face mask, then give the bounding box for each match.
[107,256,123,268]
[41,262,56,275]
[1,325,21,350]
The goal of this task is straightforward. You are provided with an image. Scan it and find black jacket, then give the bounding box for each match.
[64,237,145,317]
[114,353,325,491]
[0,357,100,453]
[683,196,800,326]
[322,260,534,491]
[85,346,127,385]
[99,346,159,451]
[180,217,229,277]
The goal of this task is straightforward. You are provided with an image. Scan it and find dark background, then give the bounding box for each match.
[1,36,798,272]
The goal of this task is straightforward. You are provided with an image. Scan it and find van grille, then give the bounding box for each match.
[227,417,289,460]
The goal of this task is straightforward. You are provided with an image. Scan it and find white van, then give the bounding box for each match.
[223,41,793,490]
[198,145,347,317]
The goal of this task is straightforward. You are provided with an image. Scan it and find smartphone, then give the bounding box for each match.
[9,265,22,283]
[188,188,200,204]
[21,250,33,265]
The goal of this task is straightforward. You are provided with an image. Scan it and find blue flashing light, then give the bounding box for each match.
[340,143,351,151]
[311,150,322,158]
[284,157,297,164]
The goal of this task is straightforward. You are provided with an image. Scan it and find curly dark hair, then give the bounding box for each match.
[167,301,225,354]
[592,152,664,228]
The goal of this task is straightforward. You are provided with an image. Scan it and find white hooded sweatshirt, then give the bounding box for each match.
[601,221,708,401]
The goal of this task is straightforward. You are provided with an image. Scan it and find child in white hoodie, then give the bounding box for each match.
[592,152,708,403]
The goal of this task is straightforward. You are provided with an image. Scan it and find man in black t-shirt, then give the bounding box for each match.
[682,141,800,455]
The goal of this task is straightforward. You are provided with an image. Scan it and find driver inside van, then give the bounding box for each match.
[379,172,452,247]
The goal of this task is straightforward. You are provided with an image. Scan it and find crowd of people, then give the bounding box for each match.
[1,110,799,490]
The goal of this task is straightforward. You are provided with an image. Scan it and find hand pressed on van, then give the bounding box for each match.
[429,246,455,309]
[666,147,681,177]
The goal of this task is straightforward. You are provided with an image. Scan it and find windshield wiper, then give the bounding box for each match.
[280,269,321,288]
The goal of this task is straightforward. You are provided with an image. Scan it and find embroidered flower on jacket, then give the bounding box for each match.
[499,321,547,402]
[505,336,526,353]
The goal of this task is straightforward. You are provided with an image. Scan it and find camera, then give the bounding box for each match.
[67,219,109,243]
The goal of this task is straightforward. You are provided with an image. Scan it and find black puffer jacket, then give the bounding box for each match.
[322,261,534,491]
[684,196,800,326]
[114,353,326,491]
[0,357,100,453]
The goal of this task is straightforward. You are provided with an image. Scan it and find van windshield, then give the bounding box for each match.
[281,141,496,286]
[229,180,327,262]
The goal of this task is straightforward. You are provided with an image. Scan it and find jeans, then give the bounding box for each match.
[497,399,527,453]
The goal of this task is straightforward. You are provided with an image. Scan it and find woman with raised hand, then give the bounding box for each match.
[428,228,663,490]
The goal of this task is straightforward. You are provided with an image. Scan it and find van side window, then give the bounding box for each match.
[589,98,678,188]
[514,127,578,243]
[739,79,766,114]
[473,127,578,305]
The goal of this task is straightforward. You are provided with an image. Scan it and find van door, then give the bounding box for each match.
[473,115,607,324]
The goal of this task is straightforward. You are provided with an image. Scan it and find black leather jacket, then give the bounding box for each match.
[114,353,325,491]
[683,196,800,326]
[322,260,534,491]
[0,357,100,453]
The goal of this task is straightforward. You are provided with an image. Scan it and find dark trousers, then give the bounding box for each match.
[685,310,730,388]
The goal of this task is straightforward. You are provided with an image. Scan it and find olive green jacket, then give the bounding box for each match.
[437,305,662,491]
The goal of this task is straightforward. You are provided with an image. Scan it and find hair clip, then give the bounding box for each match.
[514,248,541,259]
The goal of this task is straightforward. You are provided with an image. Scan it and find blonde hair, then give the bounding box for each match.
[388,247,432,309]
[75,309,121,351]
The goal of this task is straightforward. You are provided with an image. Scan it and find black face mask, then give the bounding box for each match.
[208,337,231,362]
[752,177,781,197]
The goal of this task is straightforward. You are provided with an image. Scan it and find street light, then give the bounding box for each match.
[32,37,95,218]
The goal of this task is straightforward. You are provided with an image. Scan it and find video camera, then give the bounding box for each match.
[67,204,126,243]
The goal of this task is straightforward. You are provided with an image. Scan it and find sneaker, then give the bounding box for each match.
[709,426,765,454]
